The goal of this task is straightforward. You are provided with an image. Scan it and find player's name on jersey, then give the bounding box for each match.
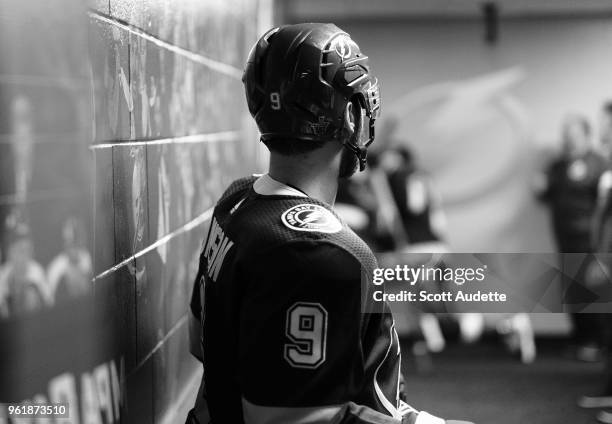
[373,290,507,303]
[203,217,234,283]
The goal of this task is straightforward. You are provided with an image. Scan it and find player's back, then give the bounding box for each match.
[191,175,402,423]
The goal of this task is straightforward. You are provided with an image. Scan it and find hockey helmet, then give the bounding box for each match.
[242,23,381,170]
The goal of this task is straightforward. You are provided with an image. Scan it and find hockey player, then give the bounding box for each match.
[187,24,474,424]
[538,114,605,255]
[537,113,606,362]
[578,102,612,423]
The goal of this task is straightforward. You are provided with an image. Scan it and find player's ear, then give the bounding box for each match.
[344,101,356,134]
[344,98,364,140]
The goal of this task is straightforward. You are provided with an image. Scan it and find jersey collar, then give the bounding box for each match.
[253,174,308,198]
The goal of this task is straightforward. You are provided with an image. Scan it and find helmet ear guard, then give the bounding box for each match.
[343,96,368,171]
[364,77,381,145]
[343,77,380,171]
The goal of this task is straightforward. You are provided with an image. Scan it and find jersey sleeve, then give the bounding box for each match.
[189,216,216,363]
[237,241,402,424]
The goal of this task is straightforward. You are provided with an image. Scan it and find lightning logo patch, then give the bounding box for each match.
[281,204,342,234]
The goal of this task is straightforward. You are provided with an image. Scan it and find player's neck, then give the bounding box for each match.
[268,153,339,205]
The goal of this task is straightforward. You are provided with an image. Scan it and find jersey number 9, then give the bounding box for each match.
[284,302,327,369]
[270,92,281,110]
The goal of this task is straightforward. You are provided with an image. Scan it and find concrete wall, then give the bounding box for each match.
[0,0,270,422]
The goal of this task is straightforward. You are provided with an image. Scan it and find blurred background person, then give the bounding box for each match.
[10,96,34,204]
[374,144,450,356]
[46,217,92,303]
[377,145,448,255]
[336,139,450,366]
[535,113,606,361]
[0,216,49,317]
[578,101,612,423]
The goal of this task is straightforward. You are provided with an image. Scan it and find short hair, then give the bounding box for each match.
[262,137,329,156]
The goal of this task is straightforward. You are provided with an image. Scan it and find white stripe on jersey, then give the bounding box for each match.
[373,322,402,419]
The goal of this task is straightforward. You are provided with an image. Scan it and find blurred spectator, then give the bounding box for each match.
[538,113,605,253]
[336,146,448,359]
[335,161,395,252]
[377,147,450,356]
[376,146,447,253]
[579,101,612,423]
[536,113,606,361]
[0,216,49,317]
[47,217,92,302]
[336,146,447,254]
[11,95,34,203]
[0,95,34,266]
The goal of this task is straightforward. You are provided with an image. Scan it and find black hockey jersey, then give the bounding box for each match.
[387,166,442,245]
[593,166,612,252]
[189,175,411,424]
[336,150,444,252]
[542,151,606,252]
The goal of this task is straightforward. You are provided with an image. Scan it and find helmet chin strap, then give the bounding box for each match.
[343,140,368,172]
[343,100,375,172]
